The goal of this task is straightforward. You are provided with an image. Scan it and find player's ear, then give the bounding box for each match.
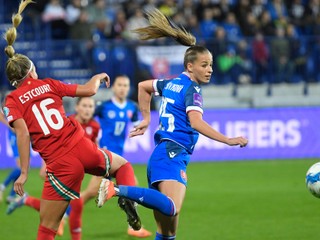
[187,62,193,73]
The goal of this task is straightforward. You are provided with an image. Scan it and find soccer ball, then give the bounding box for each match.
[306,162,320,198]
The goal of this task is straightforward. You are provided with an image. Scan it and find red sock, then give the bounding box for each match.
[37,225,57,240]
[25,196,41,211]
[114,162,135,186]
[69,198,83,240]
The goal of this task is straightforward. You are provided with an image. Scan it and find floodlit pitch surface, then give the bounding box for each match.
[0,159,319,240]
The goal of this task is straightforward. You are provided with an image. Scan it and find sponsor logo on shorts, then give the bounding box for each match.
[180,170,187,183]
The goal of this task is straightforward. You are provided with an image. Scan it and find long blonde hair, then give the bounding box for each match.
[133,9,210,69]
[4,0,34,87]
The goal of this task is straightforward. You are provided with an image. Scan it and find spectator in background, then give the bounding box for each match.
[42,0,66,22]
[216,46,243,84]
[65,0,82,25]
[236,39,253,84]
[159,0,177,17]
[270,27,294,83]
[259,10,276,36]
[288,0,305,34]
[304,0,320,35]
[70,10,93,68]
[110,9,127,39]
[215,0,234,22]
[222,12,242,42]
[234,0,251,33]
[200,8,218,41]
[286,24,307,82]
[187,14,203,41]
[125,8,149,40]
[242,12,259,36]
[196,0,213,21]
[143,0,157,13]
[210,27,228,56]
[267,0,288,20]
[87,0,111,39]
[42,0,68,39]
[251,0,266,19]
[252,32,269,84]
[179,0,194,19]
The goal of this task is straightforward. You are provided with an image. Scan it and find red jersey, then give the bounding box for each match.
[3,78,84,162]
[68,114,100,143]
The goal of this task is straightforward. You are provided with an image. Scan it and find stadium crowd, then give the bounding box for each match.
[1,0,320,85]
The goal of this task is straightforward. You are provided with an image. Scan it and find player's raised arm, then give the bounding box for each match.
[12,118,30,196]
[129,80,154,138]
[188,111,248,147]
[75,73,110,97]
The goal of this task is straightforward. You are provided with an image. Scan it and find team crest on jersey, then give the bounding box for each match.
[127,110,133,118]
[85,126,93,135]
[119,111,124,118]
[2,107,9,117]
[180,170,187,183]
[108,110,116,119]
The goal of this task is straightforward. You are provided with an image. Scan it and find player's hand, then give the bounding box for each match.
[100,73,110,88]
[14,173,28,197]
[227,137,248,148]
[129,120,150,138]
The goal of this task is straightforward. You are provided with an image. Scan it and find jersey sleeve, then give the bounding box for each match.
[153,79,169,96]
[3,95,23,126]
[184,85,203,114]
[46,79,78,98]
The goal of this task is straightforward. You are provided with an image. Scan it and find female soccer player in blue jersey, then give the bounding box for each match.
[127,10,249,240]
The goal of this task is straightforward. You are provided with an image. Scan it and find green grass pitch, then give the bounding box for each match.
[0,159,319,240]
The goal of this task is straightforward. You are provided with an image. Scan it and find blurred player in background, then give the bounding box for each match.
[81,75,152,238]
[0,110,22,203]
[127,10,249,240]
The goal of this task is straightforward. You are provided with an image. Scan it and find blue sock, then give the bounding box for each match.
[155,232,176,240]
[118,186,176,216]
[9,186,16,197]
[3,168,21,187]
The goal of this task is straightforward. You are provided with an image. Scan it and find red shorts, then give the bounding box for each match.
[42,137,112,201]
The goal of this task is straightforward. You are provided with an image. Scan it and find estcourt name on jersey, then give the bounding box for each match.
[19,84,52,104]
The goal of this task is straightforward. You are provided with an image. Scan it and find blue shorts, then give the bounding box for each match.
[147,140,190,189]
[9,131,19,158]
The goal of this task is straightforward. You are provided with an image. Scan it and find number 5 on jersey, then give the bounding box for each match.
[32,98,64,135]
[159,97,175,132]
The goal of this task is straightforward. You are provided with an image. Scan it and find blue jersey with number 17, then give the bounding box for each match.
[153,72,204,154]
[95,98,139,156]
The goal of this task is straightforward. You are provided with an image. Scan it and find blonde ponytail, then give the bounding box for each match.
[4,0,34,87]
[133,9,196,47]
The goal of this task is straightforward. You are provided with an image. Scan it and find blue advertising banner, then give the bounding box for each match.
[1,107,319,168]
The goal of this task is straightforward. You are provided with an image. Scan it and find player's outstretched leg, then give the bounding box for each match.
[97,179,176,217]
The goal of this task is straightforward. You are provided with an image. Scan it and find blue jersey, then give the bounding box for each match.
[153,72,204,154]
[95,98,139,156]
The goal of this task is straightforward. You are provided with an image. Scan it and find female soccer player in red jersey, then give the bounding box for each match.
[3,1,137,239]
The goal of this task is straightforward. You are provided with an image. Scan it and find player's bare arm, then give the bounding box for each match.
[188,110,248,147]
[76,73,110,97]
[12,118,31,196]
[129,80,154,138]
